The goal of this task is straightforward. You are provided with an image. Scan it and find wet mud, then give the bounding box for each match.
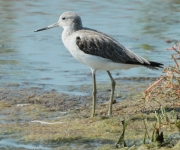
[0,77,180,149]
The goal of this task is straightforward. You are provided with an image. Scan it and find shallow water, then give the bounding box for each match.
[0,0,180,94]
[0,139,51,150]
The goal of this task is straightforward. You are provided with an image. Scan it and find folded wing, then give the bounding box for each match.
[76,30,163,69]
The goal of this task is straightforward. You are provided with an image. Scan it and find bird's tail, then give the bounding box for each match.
[145,61,163,70]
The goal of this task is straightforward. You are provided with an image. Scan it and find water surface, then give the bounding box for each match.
[0,0,180,93]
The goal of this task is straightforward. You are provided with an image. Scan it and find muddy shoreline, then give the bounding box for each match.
[0,77,180,149]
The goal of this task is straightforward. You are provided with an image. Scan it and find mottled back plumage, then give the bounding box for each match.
[75,29,163,69]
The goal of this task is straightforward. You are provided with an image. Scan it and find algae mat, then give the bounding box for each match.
[0,78,180,149]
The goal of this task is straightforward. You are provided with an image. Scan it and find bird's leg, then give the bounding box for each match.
[107,71,116,116]
[91,71,97,117]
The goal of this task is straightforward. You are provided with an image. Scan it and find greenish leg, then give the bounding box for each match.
[91,71,97,117]
[107,71,116,116]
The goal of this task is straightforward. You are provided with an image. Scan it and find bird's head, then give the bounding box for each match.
[34,11,82,32]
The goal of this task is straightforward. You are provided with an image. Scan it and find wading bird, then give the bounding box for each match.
[35,11,163,117]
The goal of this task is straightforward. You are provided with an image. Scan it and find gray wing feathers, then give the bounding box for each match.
[125,48,150,64]
[76,30,150,65]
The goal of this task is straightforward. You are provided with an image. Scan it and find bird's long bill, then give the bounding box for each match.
[34,22,58,32]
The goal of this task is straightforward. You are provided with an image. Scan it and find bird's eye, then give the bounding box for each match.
[62,17,66,20]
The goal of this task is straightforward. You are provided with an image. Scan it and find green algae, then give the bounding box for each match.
[0,78,180,149]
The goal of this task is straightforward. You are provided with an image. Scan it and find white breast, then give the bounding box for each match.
[62,32,85,64]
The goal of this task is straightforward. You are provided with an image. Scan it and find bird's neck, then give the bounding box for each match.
[62,27,73,38]
[62,24,82,43]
